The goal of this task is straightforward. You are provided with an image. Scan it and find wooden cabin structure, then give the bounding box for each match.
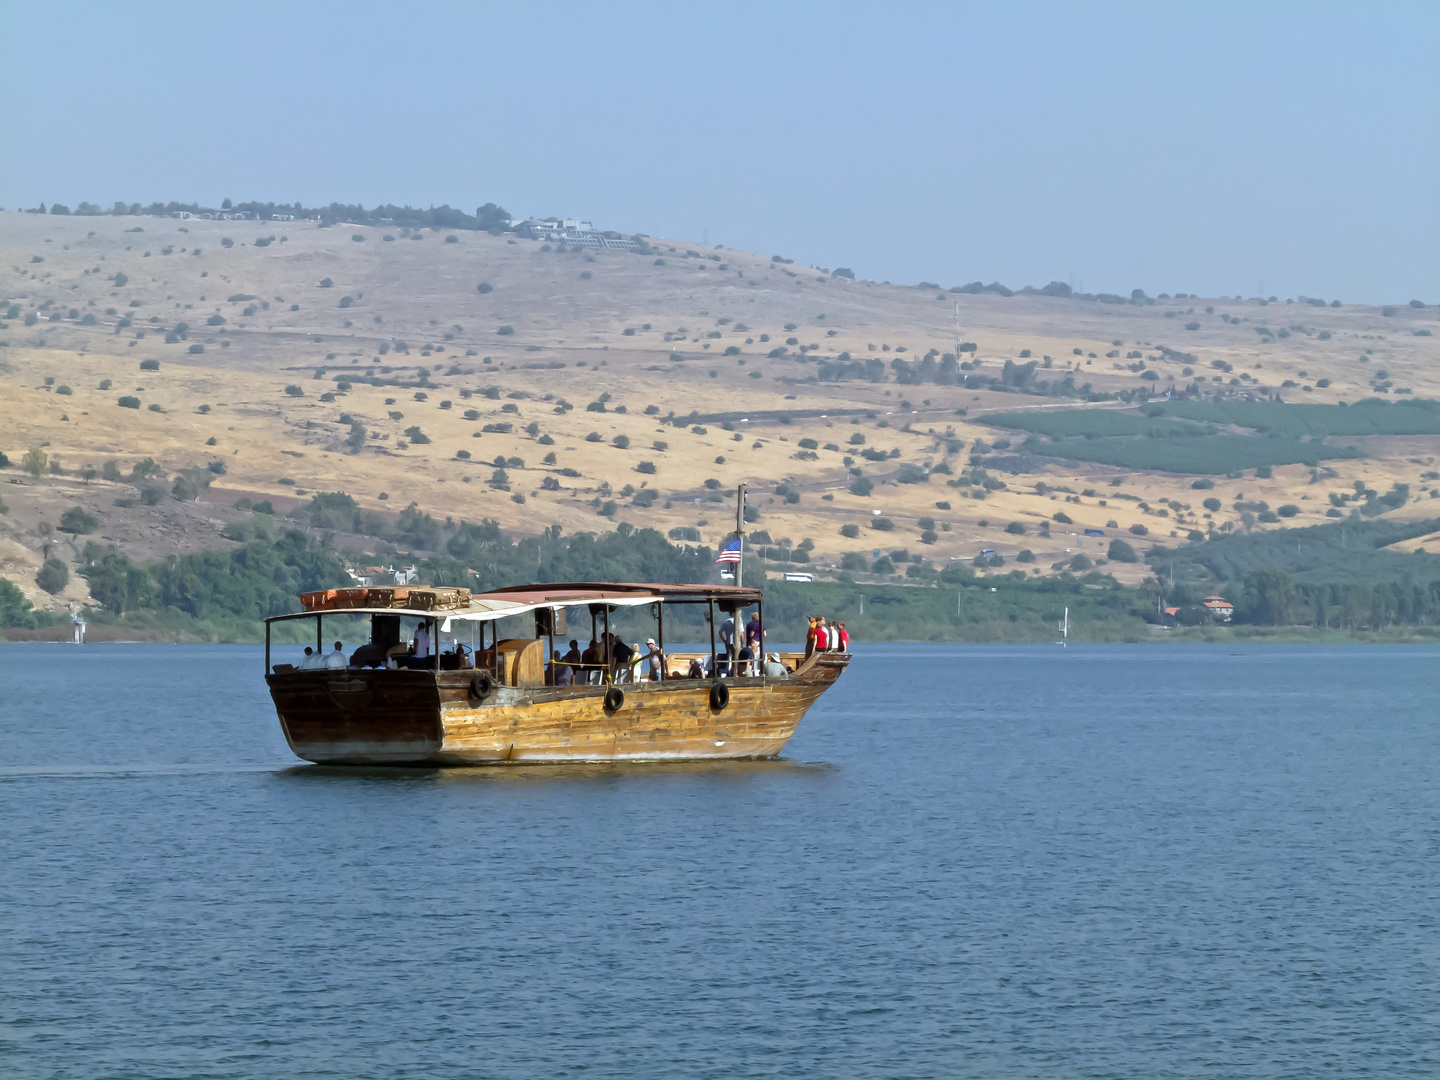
[264,582,849,764]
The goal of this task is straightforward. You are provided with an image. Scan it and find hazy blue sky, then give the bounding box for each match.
[3,1,1436,303]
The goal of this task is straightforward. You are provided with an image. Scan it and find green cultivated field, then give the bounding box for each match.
[1152,400,1440,436]
[976,402,1440,474]
[1025,436,1360,475]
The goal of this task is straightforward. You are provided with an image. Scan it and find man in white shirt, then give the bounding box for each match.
[323,640,347,669]
[413,621,431,664]
[298,646,322,670]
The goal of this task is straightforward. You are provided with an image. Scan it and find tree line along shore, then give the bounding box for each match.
[4,492,1438,644]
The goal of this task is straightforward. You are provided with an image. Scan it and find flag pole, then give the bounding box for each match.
[735,482,747,589]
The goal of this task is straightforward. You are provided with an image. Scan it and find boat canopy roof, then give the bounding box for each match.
[265,582,763,629]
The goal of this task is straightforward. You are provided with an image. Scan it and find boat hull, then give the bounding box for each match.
[268,654,848,765]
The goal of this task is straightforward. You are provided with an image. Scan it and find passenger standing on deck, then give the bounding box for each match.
[745,610,764,654]
[324,641,347,669]
[719,613,736,674]
[562,639,582,683]
[581,639,600,684]
[815,616,829,653]
[804,616,818,659]
[413,621,431,667]
[642,638,664,681]
[837,621,850,652]
[827,619,841,651]
[610,637,634,683]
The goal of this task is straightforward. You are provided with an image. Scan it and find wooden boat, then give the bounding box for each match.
[264,582,849,765]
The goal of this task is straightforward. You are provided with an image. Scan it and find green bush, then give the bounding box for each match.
[871,517,894,531]
[840,523,860,538]
[1005,521,1026,534]
[1108,539,1138,562]
[118,396,141,409]
[0,576,49,628]
[284,385,304,397]
[59,506,100,534]
[1203,497,1222,512]
[1277,504,1299,518]
[1130,523,1148,536]
[36,557,70,594]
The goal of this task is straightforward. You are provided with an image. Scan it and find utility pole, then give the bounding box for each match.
[734,483,747,589]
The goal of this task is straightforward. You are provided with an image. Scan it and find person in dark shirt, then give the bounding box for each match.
[610,637,634,682]
[736,643,754,677]
[581,640,600,684]
[561,639,582,684]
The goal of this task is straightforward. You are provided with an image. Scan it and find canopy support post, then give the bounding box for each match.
[708,598,717,679]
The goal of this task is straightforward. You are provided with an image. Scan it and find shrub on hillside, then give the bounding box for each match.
[59,507,100,534]
[1108,539,1138,562]
[36,558,70,594]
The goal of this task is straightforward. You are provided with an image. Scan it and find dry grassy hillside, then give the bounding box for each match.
[2,210,1437,614]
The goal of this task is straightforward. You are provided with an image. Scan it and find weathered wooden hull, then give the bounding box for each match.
[268,654,848,765]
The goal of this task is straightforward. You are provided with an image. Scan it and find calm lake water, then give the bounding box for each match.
[2,643,1437,1079]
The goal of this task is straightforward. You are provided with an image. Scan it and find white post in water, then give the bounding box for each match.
[734,482,747,588]
[1059,606,1069,647]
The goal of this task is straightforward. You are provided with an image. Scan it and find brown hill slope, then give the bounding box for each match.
[2,210,1437,614]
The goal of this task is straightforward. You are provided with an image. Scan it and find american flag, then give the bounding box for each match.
[715,539,743,564]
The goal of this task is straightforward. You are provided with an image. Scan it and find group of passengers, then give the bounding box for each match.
[305,621,479,671]
[805,616,849,658]
[716,610,772,677]
[298,642,349,670]
[548,634,665,687]
[307,611,836,682]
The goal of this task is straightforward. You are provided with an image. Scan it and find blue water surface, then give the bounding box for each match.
[1,643,1437,1079]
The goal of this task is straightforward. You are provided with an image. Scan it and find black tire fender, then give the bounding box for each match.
[469,672,495,702]
[709,681,730,712]
[604,686,625,714]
